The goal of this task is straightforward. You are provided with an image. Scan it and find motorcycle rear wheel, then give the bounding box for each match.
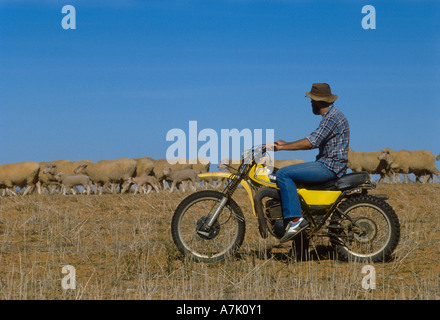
[331,195,400,262]
[171,190,246,262]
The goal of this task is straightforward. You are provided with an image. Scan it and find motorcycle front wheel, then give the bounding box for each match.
[171,190,246,262]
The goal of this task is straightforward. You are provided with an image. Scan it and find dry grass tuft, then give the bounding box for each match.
[0,184,439,300]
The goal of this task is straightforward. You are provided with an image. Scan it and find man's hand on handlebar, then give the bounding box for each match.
[263,140,285,152]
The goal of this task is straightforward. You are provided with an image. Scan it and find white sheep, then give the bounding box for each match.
[39,159,71,194]
[74,158,137,195]
[54,172,93,195]
[134,157,155,177]
[152,158,192,190]
[347,148,392,183]
[378,148,440,183]
[0,161,40,196]
[41,159,94,194]
[162,167,198,192]
[189,158,213,189]
[127,176,160,194]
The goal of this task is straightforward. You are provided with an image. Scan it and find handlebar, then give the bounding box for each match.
[261,141,279,153]
[241,143,277,165]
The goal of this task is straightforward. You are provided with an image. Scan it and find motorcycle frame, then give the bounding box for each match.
[198,162,377,241]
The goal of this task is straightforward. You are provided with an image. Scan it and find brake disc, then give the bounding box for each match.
[352,217,378,243]
[196,216,221,240]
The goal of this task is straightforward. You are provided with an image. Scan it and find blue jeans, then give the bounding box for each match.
[275,161,337,219]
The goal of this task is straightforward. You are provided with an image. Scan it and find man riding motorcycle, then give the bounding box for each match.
[265,83,350,243]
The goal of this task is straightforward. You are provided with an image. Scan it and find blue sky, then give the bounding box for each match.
[1,0,439,169]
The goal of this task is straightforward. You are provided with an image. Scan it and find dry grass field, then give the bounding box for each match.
[0,183,439,300]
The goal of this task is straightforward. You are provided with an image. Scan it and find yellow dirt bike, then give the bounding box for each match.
[171,145,400,263]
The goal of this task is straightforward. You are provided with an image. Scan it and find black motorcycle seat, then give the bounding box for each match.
[335,172,370,190]
[297,171,370,191]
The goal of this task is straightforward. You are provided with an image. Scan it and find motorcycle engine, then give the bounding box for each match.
[265,199,285,238]
[265,199,282,219]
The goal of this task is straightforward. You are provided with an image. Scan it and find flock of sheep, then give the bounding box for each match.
[0,157,214,196]
[348,148,440,184]
[0,147,439,196]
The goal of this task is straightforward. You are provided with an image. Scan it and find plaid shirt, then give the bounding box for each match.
[306,105,350,177]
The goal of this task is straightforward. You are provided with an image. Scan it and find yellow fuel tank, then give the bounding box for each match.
[248,164,277,187]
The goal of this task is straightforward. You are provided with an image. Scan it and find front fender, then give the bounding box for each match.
[198,172,256,216]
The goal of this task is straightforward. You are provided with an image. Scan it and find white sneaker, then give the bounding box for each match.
[280,218,309,243]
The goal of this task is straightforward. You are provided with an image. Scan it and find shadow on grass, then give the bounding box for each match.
[248,244,338,263]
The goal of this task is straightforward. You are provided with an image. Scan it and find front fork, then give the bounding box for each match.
[205,197,228,228]
[196,172,248,237]
[196,196,228,237]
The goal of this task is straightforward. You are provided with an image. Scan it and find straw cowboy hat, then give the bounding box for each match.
[305,83,338,103]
